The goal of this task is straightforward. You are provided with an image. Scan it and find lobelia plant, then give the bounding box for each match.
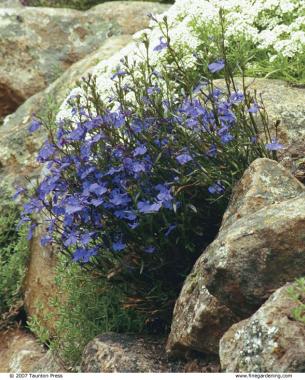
[17,13,284,327]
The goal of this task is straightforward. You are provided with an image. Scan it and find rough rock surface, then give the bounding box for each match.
[0,0,22,7]
[221,157,305,229]
[81,332,220,373]
[214,78,305,180]
[23,228,59,335]
[167,158,305,356]
[220,284,305,372]
[0,1,169,117]
[0,328,65,372]
[0,34,133,336]
[0,35,131,191]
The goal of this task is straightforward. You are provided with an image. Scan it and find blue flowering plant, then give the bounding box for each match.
[18,18,282,325]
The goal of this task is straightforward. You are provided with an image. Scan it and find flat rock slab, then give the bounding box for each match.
[220,283,305,372]
[81,332,220,373]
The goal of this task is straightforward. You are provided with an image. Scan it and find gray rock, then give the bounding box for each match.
[220,283,305,372]
[0,1,169,117]
[166,158,305,356]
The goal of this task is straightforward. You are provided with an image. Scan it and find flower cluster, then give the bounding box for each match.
[18,16,282,320]
[57,0,304,125]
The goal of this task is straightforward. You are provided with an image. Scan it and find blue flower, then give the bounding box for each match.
[155,184,173,203]
[230,92,244,104]
[176,153,192,165]
[144,246,156,253]
[165,224,176,237]
[114,210,137,221]
[265,139,284,151]
[137,201,162,214]
[110,189,131,206]
[220,132,234,144]
[37,142,56,162]
[72,247,97,263]
[112,241,126,252]
[133,145,147,157]
[27,223,37,240]
[208,59,225,73]
[65,197,84,215]
[153,37,168,52]
[208,181,225,195]
[13,186,26,200]
[147,86,161,96]
[28,119,42,133]
[111,69,127,80]
[248,103,260,113]
[206,144,217,158]
[40,235,52,247]
[68,125,86,141]
[88,183,108,196]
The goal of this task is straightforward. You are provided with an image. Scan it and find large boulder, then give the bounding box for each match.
[167,158,305,356]
[0,35,131,191]
[0,1,169,117]
[221,155,305,229]
[81,332,219,373]
[2,36,132,337]
[220,283,305,372]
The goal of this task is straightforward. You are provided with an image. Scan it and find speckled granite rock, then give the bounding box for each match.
[220,284,305,372]
[0,1,169,117]
[221,158,305,229]
[81,333,180,372]
[0,35,131,192]
[81,332,219,373]
[0,328,65,372]
[166,158,305,356]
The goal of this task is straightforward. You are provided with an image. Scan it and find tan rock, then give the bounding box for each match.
[0,1,169,117]
[220,283,305,372]
[0,328,65,372]
[81,333,177,372]
[166,272,238,357]
[81,332,218,373]
[0,34,132,192]
[23,228,59,336]
[167,158,305,356]
[221,158,305,229]
[0,328,45,372]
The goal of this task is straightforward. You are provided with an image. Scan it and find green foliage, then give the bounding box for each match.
[288,278,305,323]
[28,256,146,368]
[22,12,278,336]
[24,0,172,11]
[189,8,305,85]
[0,193,29,320]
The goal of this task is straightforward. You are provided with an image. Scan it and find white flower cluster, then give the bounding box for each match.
[58,0,305,121]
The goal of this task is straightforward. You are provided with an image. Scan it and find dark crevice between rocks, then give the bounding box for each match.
[15,305,27,326]
[0,83,24,119]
